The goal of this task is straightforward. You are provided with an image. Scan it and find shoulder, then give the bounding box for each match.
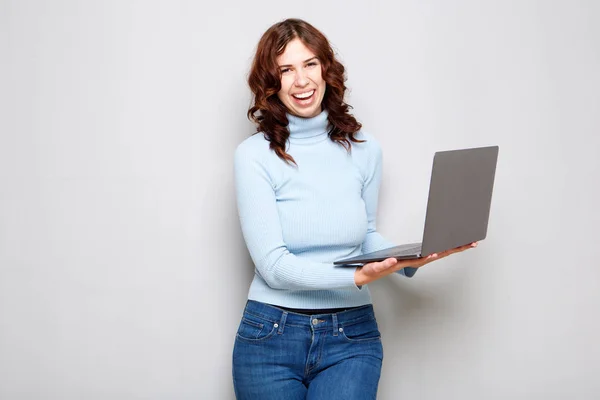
[234,132,272,164]
[352,130,383,158]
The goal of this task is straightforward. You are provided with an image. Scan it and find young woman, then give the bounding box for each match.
[232,18,475,400]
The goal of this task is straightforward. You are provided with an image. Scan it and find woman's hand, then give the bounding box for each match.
[354,242,478,286]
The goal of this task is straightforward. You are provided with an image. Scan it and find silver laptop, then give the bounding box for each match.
[334,146,499,265]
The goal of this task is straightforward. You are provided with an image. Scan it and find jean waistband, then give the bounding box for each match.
[243,300,376,333]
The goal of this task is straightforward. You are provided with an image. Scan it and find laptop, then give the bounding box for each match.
[334,145,499,265]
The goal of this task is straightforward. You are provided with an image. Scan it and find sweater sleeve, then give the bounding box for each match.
[361,136,418,278]
[234,142,362,291]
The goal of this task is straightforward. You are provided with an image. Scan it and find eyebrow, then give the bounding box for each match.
[278,57,319,68]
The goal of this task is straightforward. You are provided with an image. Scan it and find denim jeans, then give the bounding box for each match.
[232,300,384,399]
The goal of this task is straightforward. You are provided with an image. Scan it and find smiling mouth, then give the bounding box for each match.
[292,90,315,100]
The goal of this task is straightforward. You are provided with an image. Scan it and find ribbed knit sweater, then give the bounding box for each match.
[234,110,416,309]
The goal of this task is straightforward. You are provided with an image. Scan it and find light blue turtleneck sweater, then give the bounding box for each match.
[234,110,416,309]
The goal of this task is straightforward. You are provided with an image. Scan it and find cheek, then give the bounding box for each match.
[310,70,324,86]
[278,77,294,95]
[315,75,326,96]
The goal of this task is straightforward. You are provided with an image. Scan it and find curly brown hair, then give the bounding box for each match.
[247,18,364,165]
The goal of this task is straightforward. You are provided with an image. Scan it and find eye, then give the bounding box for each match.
[306,62,318,67]
[280,68,292,74]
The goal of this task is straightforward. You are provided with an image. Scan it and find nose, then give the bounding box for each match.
[294,70,309,87]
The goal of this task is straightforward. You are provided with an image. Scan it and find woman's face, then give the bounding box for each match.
[276,38,326,118]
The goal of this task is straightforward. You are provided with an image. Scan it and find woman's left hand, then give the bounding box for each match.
[354,242,478,286]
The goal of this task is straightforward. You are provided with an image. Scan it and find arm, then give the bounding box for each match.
[360,136,418,278]
[234,144,361,291]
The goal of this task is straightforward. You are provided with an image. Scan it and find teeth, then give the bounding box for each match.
[293,90,314,99]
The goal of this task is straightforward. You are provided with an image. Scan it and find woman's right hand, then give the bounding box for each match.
[354,242,477,286]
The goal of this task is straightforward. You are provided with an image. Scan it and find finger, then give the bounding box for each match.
[455,245,470,251]
[373,258,397,273]
[381,258,398,269]
[446,243,475,255]
[453,244,472,252]
[441,247,465,257]
[419,253,438,265]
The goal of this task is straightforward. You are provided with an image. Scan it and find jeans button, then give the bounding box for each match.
[312,319,318,325]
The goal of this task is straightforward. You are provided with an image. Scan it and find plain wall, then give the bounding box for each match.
[1,0,599,399]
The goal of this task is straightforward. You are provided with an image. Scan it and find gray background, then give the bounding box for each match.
[1,0,599,399]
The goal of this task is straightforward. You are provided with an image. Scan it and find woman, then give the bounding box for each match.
[232,18,475,399]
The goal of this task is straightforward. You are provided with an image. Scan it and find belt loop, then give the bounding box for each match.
[332,313,338,337]
[277,312,287,334]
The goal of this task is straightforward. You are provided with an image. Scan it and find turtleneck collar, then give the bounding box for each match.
[287,109,330,145]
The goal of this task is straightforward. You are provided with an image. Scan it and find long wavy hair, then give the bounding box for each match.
[247,18,364,165]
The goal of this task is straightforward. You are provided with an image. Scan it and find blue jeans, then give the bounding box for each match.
[232,300,384,399]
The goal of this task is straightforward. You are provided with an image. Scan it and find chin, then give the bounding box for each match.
[299,109,318,118]
[292,105,321,118]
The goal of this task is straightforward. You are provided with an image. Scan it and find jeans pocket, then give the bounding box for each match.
[235,313,277,343]
[340,316,381,343]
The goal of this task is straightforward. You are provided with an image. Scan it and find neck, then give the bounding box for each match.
[287,110,329,144]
